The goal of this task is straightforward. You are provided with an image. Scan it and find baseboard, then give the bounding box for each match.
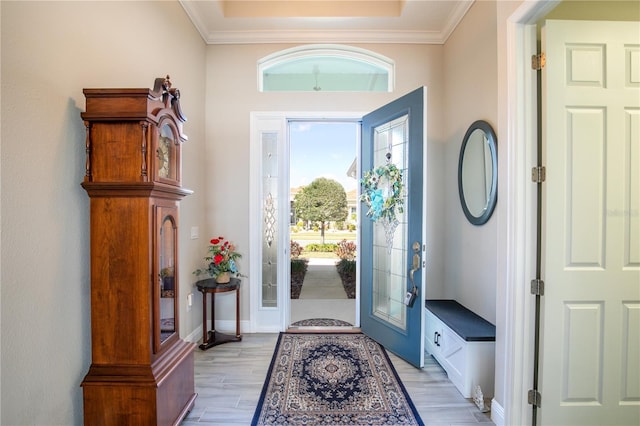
[193,319,312,338]
[252,324,283,333]
[185,326,202,344]
[491,398,505,426]
[188,320,276,343]
[214,319,253,334]
[185,320,254,344]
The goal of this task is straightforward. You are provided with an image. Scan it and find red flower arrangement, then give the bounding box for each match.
[193,236,242,278]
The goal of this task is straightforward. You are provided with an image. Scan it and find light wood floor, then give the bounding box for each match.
[181,333,495,425]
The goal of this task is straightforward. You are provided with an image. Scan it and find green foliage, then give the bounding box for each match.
[336,258,356,275]
[291,258,308,273]
[335,239,356,260]
[360,163,404,221]
[305,243,338,252]
[293,178,348,244]
[347,224,356,231]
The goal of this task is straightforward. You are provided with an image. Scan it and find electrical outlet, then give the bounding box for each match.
[190,226,199,239]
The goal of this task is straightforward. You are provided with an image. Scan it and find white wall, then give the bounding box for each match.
[0,2,206,424]
[204,43,450,320]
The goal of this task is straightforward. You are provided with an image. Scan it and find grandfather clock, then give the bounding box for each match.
[80,76,196,425]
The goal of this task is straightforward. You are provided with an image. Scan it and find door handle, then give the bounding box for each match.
[405,242,421,307]
[409,241,420,288]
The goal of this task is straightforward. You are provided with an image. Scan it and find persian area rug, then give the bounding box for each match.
[290,318,353,327]
[251,332,424,426]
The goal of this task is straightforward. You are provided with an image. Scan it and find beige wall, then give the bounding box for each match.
[10,0,621,423]
[443,0,498,324]
[0,1,206,424]
[0,1,505,424]
[204,43,450,319]
[0,2,505,423]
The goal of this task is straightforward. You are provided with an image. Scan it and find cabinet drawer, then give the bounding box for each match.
[439,323,467,392]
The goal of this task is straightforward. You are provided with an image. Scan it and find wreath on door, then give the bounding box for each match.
[360,163,404,222]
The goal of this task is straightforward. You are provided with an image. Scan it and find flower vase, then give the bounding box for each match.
[216,271,231,283]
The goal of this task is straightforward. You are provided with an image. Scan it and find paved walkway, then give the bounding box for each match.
[298,258,347,299]
[292,257,355,325]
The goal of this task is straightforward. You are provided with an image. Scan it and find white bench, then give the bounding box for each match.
[424,299,495,398]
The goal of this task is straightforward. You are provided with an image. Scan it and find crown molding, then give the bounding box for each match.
[180,1,474,45]
[203,29,446,45]
[440,0,474,43]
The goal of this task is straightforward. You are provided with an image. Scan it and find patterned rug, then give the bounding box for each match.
[290,318,353,327]
[251,332,424,425]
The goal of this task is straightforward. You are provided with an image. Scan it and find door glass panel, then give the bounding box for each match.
[371,115,408,330]
[261,132,278,307]
[159,214,176,343]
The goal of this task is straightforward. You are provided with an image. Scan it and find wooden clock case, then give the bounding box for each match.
[80,76,196,425]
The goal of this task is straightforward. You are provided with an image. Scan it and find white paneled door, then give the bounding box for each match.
[540,20,640,425]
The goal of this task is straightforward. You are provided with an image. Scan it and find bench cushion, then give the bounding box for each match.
[425,299,495,342]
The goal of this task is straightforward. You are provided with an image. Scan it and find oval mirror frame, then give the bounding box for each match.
[457,120,498,226]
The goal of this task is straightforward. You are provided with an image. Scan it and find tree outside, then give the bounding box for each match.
[293,177,348,244]
[288,123,358,300]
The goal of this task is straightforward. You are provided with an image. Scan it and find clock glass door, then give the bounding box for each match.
[157,206,178,350]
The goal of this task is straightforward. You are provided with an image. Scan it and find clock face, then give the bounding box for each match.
[157,124,173,179]
[157,136,170,178]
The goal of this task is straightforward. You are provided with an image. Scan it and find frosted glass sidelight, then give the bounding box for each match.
[261,132,278,308]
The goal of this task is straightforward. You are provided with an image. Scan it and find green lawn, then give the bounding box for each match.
[299,251,339,259]
[290,230,355,258]
[290,230,356,241]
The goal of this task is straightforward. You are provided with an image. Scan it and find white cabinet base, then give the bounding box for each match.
[424,300,495,399]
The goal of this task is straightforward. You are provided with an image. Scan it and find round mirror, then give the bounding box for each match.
[458,120,497,225]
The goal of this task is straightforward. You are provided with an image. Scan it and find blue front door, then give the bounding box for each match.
[359,87,426,368]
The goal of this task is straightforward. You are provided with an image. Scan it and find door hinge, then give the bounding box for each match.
[528,389,542,407]
[531,53,546,70]
[532,166,546,183]
[531,279,545,296]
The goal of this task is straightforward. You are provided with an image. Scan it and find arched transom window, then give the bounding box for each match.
[258,45,394,92]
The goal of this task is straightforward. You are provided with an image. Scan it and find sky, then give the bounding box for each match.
[289,121,359,192]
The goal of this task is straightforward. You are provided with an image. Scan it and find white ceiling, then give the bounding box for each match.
[179,0,475,44]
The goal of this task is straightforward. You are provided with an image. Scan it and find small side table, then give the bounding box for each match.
[195,277,242,350]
